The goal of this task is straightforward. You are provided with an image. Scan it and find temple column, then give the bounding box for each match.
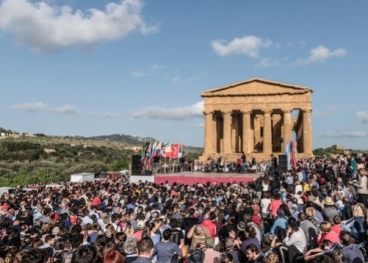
[242,110,251,154]
[203,111,215,155]
[263,109,272,154]
[283,108,292,147]
[302,109,313,154]
[223,110,232,154]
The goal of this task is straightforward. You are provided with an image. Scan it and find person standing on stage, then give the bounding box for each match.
[241,152,247,174]
[270,154,278,176]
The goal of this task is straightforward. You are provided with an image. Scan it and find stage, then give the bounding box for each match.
[130,171,261,185]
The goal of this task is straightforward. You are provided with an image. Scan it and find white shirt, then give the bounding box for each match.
[283,229,307,253]
[262,183,269,192]
[261,198,271,214]
[295,185,303,194]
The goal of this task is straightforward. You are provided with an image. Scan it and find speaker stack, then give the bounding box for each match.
[131,155,142,175]
[278,154,288,175]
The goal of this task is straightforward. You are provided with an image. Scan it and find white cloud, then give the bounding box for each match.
[211,35,272,58]
[287,40,306,48]
[93,112,120,118]
[296,45,347,64]
[356,111,368,124]
[52,105,79,114]
[0,0,158,52]
[171,75,180,83]
[132,101,203,120]
[11,102,47,112]
[314,105,351,117]
[255,58,279,68]
[132,70,146,78]
[323,131,368,138]
[151,64,164,71]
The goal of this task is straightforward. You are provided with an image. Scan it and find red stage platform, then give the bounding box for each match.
[153,172,261,185]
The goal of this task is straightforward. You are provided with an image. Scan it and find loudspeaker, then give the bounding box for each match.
[132,155,141,166]
[131,155,142,175]
[278,154,288,175]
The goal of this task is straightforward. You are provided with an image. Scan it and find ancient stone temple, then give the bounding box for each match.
[201,78,313,161]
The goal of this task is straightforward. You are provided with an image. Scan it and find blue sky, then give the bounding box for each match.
[1,0,368,150]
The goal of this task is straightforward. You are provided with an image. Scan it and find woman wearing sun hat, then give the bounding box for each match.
[321,197,339,223]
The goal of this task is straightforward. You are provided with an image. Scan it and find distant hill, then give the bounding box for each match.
[87,134,156,146]
[86,134,203,153]
[0,128,203,153]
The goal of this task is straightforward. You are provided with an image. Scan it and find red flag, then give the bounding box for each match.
[171,144,179,158]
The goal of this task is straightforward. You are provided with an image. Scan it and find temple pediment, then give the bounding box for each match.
[201,78,312,97]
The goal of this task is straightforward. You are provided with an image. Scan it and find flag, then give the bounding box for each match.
[178,144,183,158]
[156,142,162,156]
[146,142,152,157]
[291,140,298,168]
[284,140,291,165]
[160,142,166,157]
[165,143,172,158]
[160,142,171,157]
[151,141,157,157]
[141,142,150,159]
[171,143,179,159]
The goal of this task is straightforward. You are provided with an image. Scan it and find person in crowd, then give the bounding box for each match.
[240,225,261,253]
[71,245,99,263]
[331,215,343,236]
[201,211,217,238]
[244,244,263,263]
[187,224,211,250]
[203,237,220,263]
[123,237,139,263]
[219,252,233,263]
[261,192,272,219]
[298,212,318,250]
[317,221,340,245]
[269,193,282,219]
[264,253,280,263]
[103,249,124,263]
[305,231,364,263]
[132,237,154,263]
[357,168,368,207]
[340,203,367,242]
[270,209,288,234]
[223,237,243,263]
[155,229,182,263]
[281,217,307,263]
[321,197,339,223]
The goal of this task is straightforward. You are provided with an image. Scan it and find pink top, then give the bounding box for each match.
[318,230,340,245]
[331,225,343,236]
[252,205,261,214]
[269,199,282,216]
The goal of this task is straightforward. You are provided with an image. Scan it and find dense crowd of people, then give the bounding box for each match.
[0,153,367,263]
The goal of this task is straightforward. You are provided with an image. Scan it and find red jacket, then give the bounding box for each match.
[201,219,217,238]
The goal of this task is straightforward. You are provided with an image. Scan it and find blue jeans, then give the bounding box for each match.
[242,163,248,173]
[340,223,360,241]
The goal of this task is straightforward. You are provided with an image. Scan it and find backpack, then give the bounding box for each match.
[170,229,181,245]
